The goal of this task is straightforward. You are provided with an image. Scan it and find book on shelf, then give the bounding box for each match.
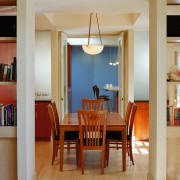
[174,108,178,126]
[0,57,17,82]
[0,104,17,126]
[167,106,180,126]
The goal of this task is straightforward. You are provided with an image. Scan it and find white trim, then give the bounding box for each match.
[31,172,36,180]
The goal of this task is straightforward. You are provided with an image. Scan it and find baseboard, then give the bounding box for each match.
[31,172,36,180]
[147,173,154,180]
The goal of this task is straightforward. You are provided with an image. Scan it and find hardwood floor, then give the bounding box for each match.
[167,138,180,180]
[35,140,149,180]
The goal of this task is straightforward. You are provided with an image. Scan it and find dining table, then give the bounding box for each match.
[59,112,126,171]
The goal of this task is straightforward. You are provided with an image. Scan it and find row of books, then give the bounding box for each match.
[0,104,17,126]
[0,57,17,82]
[167,106,180,126]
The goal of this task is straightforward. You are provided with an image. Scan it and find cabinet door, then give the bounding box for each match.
[35,102,51,141]
[134,102,149,141]
[38,103,51,138]
[35,103,41,137]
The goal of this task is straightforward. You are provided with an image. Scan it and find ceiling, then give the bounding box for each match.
[0,0,180,36]
[34,0,149,35]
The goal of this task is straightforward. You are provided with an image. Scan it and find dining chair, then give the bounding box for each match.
[106,103,137,165]
[77,109,108,175]
[93,86,111,112]
[82,99,104,110]
[48,103,79,165]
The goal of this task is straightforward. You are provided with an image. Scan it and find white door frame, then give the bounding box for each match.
[58,32,68,121]
[118,32,125,117]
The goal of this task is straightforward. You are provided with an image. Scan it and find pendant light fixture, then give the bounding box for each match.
[82,13,104,55]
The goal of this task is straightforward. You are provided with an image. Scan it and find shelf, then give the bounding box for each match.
[167,37,180,43]
[0,1,16,6]
[0,37,16,43]
[0,81,16,85]
[0,126,17,138]
[167,126,180,138]
[167,81,180,85]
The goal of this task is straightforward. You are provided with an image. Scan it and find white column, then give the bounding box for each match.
[127,29,134,102]
[51,30,60,116]
[148,0,166,180]
[17,0,36,180]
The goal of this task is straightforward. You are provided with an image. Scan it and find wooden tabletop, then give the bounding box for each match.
[60,113,126,127]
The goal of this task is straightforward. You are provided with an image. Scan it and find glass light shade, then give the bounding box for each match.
[113,62,116,66]
[82,45,104,55]
[109,61,113,66]
[116,61,119,65]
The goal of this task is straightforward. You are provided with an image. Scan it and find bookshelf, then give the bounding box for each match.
[0,6,17,179]
[167,81,180,138]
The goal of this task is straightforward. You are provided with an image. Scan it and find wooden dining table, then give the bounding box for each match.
[59,113,126,171]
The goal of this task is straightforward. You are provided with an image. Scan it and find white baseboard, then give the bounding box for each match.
[147,173,154,180]
[31,172,36,180]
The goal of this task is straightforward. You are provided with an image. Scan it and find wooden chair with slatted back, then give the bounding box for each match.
[77,109,108,175]
[108,101,133,150]
[51,102,59,135]
[106,103,137,165]
[82,99,104,110]
[125,101,134,135]
[48,103,79,165]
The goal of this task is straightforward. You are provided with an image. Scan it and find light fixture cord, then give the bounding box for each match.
[88,13,93,45]
[96,13,102,45]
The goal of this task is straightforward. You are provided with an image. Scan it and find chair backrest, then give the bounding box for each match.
[51,102,59,133]
[125,101,133,132]
[82,99,104,110]
[92,85,97,98]
[77,109,108,148]
[48,104,56,139]
[129,103,137,137]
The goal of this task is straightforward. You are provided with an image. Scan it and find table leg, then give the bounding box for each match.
[60,128,64,171]
[122,127,126,171]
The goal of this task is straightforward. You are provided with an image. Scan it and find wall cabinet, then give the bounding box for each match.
[35,101,51,141]
[134,101,149,141]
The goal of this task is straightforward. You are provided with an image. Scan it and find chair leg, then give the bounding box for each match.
[104,146,106,168]
[117,143,119,150]
[52,142,56,165]
[76,141,79,166]
[101,149,105,175]
[129,140,134,165]
[67,142,70,151]
[107,101,110,112]
[107,141,110,166]
[80,148,84,174]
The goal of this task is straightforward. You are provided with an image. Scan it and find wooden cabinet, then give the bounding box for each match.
[134,101,149,141]
[35,101,51,141]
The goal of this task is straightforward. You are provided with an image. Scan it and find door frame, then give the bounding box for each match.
[58,32,68,121]
[118,32,125,117]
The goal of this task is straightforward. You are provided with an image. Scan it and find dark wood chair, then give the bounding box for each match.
[77,109,108,175]
[82,99,104,110]
[48,103,79,165]
[93,85,111,112]
[106,103,137,165]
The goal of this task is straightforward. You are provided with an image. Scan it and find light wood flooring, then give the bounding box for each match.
[167,138,180,180]
[35,140,149,180]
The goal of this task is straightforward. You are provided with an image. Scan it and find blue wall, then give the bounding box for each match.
[71,46,118,113]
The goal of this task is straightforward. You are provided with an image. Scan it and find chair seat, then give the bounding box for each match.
[106,131,131,140]
[54,131,79,141]
[78,138,106,146]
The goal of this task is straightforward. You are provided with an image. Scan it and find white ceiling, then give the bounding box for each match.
[34,0,150,35]
[1,0,179,36]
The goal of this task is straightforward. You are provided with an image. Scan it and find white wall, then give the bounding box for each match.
[134,31,149,101]
[17,0,36,179]
[35,31,51,99]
